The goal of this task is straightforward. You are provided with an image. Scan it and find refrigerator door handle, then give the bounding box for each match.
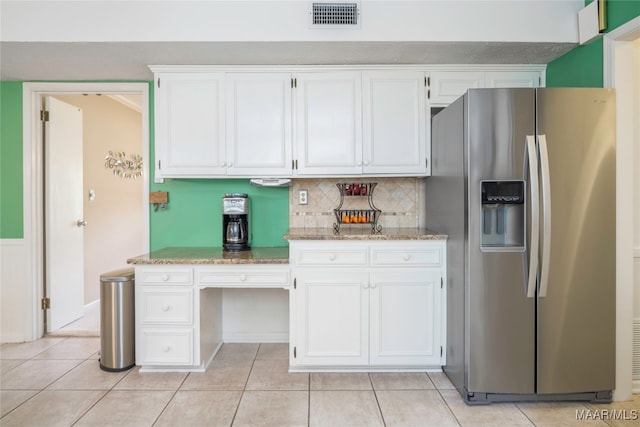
[525,135,540,298]
[537,134,552,298]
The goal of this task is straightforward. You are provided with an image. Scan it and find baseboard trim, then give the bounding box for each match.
[222,332,289,343]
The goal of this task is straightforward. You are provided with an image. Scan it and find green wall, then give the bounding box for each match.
[0,81,24,238]
[546,0,640,87]
[0,81,290,247]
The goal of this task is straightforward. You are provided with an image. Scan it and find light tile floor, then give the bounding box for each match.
[1,338,639,426]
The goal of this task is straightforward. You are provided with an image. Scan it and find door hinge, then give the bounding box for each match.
[41,298,50,310]
[40,110,49,122]
[294,346,297,358]
[294,278,297,289]
[440,346,443,357]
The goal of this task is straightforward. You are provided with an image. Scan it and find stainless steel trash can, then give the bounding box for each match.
[100,268,135,372]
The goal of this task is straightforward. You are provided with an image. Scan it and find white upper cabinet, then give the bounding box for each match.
[429,71,483,106]
[430,69,543,106]
[485,71,542,88]
[152,66,544,179]
[155,72,226,178]
[226,73,293,176]
[295,72,363,176]
[362,71,428,175]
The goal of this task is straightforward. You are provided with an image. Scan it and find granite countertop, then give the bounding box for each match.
[127,247,289,265]
[283,227,447,241]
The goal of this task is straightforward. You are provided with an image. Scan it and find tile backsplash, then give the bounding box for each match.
[290,178,425,229]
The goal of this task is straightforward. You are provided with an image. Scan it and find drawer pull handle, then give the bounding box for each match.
[163,345,172,353]
[328,254,336,261]
[162,305,171,312]
[403,254,411,261]
[162,274,169,281]
[240,274,247,281]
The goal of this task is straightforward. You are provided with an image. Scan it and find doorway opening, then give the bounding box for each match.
[22,83,150,341]
[44,93,145,336]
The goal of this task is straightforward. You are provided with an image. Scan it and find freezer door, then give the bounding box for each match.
[466,89,536,394]
[536,88,616,394]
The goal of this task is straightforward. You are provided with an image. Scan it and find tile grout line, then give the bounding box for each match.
[228,343,260,427]
[368,373,387,427]
[432,384,463,427]
[150,368,192,427]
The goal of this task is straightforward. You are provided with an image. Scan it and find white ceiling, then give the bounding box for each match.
[0,40,575,81]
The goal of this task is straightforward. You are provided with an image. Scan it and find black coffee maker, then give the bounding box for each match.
[222,193,250,251]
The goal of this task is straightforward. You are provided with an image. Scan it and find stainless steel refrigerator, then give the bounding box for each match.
[425,88,615,404]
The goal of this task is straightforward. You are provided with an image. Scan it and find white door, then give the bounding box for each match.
[44,96,85,331]
[369,269,442,366]
[226,73,293,176]
[155,73,226,177]
[295,72,362,175]
[295,269,369,365]
[362,71,428,175]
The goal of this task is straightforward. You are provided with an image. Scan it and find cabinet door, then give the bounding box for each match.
[226,73,293,176]
[362,71,428,175]
[429,71,483,106]
[485,71,541,88]
[155,73,226,177]
[295,270,369,365]
[295,72,362,175]
[370,269,442,366]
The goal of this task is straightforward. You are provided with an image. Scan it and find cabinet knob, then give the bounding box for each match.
[220,161,226,167]
[403,254,411,261]
[328,253,336,261]
[363,160,370,166]
[162,274,169,281]
[162,305,171,312]
[240,274,247,281]
[363,283,370,289]
[228,162,233,167]
[370,283,377,289]
[357,161,362,167]
[163,345,172,353]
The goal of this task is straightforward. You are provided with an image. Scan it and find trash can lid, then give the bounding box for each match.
[100,268,135,282]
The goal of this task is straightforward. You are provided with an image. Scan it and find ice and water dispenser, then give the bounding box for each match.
[480,181,525,251]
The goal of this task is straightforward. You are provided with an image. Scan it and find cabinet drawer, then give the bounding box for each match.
[140,288,193,324]
[198,269,289,287]
[137,268,193,285]
[371,246,442,267]
[296,248,368,266]
[140,328,193,365]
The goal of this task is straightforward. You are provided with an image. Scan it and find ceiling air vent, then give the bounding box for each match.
[310,2,360,28]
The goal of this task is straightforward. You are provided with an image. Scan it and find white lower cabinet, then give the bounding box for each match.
[295,270,369,366]
[135,266,196,367]
[290,240,446,369]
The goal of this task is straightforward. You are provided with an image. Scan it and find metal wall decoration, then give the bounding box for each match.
[104,151,143,179]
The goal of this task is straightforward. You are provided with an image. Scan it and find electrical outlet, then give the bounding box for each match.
[299,189,308,205]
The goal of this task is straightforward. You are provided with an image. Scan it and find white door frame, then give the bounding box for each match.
[604,16,640,401]
[22,82,150,340]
